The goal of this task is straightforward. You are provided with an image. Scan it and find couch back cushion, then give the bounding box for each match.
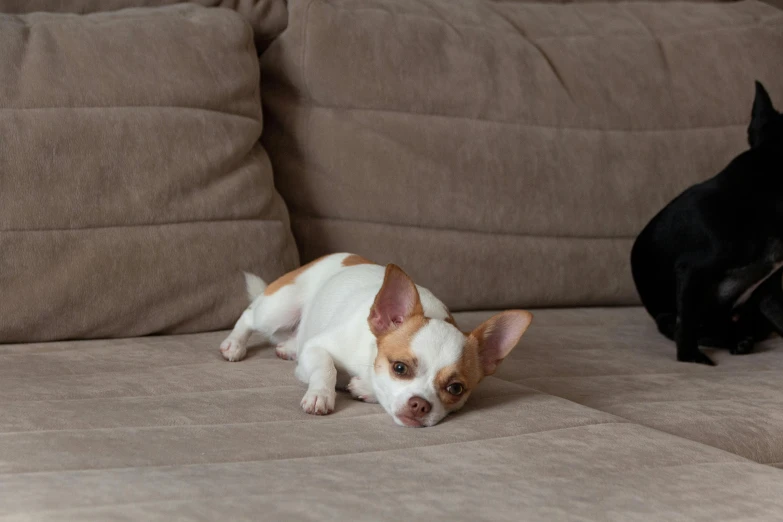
[0,0,288,51]
[0,5,298,342]
[260,0,783,311]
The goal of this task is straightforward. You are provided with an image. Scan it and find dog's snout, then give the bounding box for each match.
[407,396,431,416]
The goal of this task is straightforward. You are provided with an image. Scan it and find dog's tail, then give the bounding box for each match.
[243,272,268,302]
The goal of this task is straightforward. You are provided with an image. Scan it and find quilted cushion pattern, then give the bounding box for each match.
[0,5,298,342]
[1,310,783,519]
[260,0,783,310]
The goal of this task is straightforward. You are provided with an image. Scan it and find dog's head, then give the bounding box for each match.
[367,264,532,427]
[748,81,782,149]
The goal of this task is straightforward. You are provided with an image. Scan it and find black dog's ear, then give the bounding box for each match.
[748,81,777,148]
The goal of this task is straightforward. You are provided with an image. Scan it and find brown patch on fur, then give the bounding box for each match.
[263,255,329,296]
[341,254,374,267]
[374,315,429,380]
[434,334,483,409]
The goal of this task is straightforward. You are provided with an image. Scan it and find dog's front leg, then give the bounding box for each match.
[296,335,338,415]
[675,264,716,366]
[757,272,783,339]
[759,293,783,335]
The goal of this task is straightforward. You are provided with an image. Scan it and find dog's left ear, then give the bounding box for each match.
[470,310,533,376]
[748,80,778,148]
[368,264,424,336]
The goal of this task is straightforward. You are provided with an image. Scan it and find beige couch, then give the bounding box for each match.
[2,0,783,520]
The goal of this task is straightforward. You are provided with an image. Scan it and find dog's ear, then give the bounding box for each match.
[368,264,423,336]
[748,81,778,148]
[470,310,533,376]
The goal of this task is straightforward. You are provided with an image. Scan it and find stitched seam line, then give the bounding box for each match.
[292,214,639,241]
[0,218,281,234]
[315,0,783,41]
[0,105,259,125]
[288,102,748,133]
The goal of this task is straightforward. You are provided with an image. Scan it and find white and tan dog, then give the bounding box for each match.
[220,253,532,427]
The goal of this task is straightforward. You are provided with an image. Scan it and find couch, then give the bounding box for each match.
[1,0,783,520]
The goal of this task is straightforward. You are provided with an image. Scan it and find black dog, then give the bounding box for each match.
[631,81,783,365]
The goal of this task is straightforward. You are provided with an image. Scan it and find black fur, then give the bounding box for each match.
[631,81,783,365]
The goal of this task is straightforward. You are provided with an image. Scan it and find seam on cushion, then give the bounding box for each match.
[4,439,755,481]
[0,7,231,27]
[0,420,632,477]
[0,381,535,410]
[0,390,537,434]
[292,214,639,241]
[0,361,281,392]
[0,410,388,435]
[591,412,783,466]
[6,462,770,517]
[518,368,783,380]
[519,380,783,465]
[601,397,783,407]
[0,105,259,125]
[0,385,304,406]
[314,0,783,40]
[494,6,575,101]
[301,0,316,103]
[298,102,749,133]
[0,218,282,233]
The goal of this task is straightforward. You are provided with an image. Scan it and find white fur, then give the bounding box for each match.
[220,253,498,426]
[373,321,468,426]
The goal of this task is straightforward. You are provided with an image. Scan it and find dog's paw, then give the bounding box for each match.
[220,338,247,362]
[347,376,378,403]
[731,338,755,355]
[275,340,297,361]
[301,389,335,415]
[677,350,716,366]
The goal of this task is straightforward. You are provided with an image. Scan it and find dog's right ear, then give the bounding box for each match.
[368,264,424,336]
[748,81,778,148]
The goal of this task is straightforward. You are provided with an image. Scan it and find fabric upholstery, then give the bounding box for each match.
[260,0,783,311]
[0,5,298,342]
[458,308,783,466]
[2,309,783,519]
[0,0,288,51]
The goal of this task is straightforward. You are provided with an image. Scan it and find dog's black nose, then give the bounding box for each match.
[407,396,431,417]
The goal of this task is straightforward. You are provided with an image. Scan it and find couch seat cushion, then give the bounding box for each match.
[454,307,783,466]
[2,311,783,519]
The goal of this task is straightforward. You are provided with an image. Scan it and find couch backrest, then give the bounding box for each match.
[260,0,783,311]
[0,0,288,51]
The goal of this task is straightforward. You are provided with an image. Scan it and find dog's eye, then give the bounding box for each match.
[392,362,408,375]
[446,383,464,396]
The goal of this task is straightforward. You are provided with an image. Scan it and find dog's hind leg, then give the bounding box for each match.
[674,263,716,366]
[654,313,676,340]
[220,307,256,362]
[220,285,302,362]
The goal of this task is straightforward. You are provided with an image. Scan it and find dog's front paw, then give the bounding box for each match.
[677,350,716,366]
[347,376,378,403]
[220,337,247,362]
[301,389,335,415]
[731,337,755,355]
